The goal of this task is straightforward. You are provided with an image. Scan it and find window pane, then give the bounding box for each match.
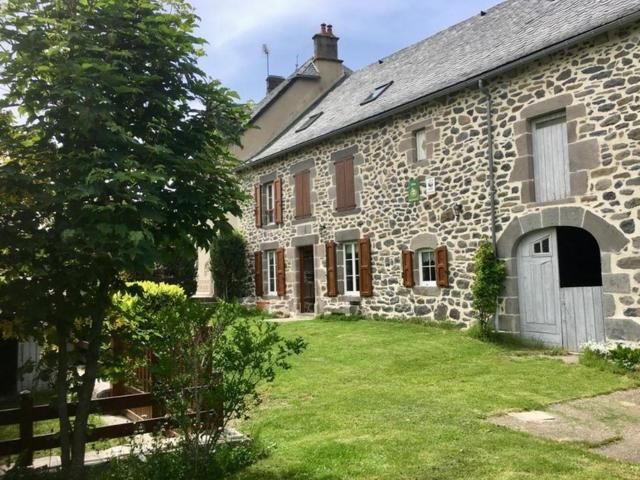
[420,250,435,284]
[267,251,276,293]
[343,243,360,293]
[415,129,427,162]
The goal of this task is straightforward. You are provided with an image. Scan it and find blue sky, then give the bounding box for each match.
[189,0,502,103]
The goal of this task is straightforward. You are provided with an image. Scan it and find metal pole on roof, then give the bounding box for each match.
[262,44,270,76]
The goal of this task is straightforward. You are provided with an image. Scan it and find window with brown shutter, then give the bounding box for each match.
[274,177,283,224]
[276,247,286,296]
[334,157,355,211]
[326,241,338,297]
[402,249,414,288]
[254,251,263,296]
[359,237,373,297]
[254,184,262,228]
[435,245,449,288]
[294,170,311,219]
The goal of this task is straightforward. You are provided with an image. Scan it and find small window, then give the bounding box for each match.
[418,249,436,286]
[415,129,427,162]
[266,250,277,295]
[532,237,550,255]
[360,81,393,105]
[261,182,275,225]
[296,112,323,132]
[343,242,360,295]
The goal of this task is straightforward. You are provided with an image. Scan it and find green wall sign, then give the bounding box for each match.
[407,178,421,203]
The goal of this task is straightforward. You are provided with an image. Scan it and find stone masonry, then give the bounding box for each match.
[236,23,640,340]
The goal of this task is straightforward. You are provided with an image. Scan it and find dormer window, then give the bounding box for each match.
[360,81,393,105]
[296,112,323,132]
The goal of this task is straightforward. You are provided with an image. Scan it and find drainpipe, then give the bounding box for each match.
[478,79,497,252]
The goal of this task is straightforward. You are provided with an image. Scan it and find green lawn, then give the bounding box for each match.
[233,318,640,480]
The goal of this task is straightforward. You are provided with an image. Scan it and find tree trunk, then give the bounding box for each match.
[55,333,71,471]
[68,306,105,479]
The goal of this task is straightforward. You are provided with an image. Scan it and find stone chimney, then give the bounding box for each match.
[266,75,285,93]
[313,23,340,61]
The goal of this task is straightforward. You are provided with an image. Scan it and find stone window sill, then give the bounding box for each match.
[412,286,439,296]
[525,197,576,208]
[262,294,281,300]
[261,224,280,230]
[333,207,361,217]
[338,295,361,303]
[412,159,431,168]
[292,215,315,225]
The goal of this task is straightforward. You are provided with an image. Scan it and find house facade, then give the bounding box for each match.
[197,0,640,351]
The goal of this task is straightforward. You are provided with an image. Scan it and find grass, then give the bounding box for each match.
[231,318,640,480]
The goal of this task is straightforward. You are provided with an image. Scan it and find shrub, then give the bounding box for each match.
[581,341,640,373]
[105,288,306,478]
[471,239,506,338]
[209,230,249,300]
[92,440,267,480]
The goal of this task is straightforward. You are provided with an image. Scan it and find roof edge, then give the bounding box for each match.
[242,9,640,170]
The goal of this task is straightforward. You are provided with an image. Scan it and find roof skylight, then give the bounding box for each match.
[360,81,393,105]
[296,112,323,132]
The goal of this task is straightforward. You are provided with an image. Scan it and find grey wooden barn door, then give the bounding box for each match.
[532,113,570,202]
[517,229,563,346]
[560,287,604,351]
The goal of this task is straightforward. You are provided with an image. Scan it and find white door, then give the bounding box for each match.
[532,112,570,202]
[517,229,563,346]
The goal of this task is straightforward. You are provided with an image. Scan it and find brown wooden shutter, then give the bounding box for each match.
[254,251,263,296]
[435,245,449,288]
[326,241,338,297]
[254,184,262,228]
[402,249,414,288]
[335,157,355,210]
[274,176,283,224]
[359,237,373,297]
[295,170,311,218]
[276,247,286,296]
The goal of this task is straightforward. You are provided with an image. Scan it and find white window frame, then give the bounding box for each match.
[532,236,551,256]
[262,182,275,225]
[266,250,277,295]
[418,249,436,286]
[415,128,427,162]
[343,242,360,295]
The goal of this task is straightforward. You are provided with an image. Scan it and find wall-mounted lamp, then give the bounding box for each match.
[454,203,464,220]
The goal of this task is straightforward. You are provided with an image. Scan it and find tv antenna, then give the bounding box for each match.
[262,44,270,76]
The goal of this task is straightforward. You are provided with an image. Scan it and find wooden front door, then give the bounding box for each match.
[298,246,315,313]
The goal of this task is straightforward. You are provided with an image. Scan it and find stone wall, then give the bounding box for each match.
[232,23,640,338]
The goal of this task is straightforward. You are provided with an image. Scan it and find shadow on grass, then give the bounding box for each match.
[316,312,463,330]
[465,324,569,355]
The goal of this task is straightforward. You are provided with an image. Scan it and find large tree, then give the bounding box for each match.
[0,0,248,476]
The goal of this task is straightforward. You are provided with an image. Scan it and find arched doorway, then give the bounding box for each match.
[517,226,604,351]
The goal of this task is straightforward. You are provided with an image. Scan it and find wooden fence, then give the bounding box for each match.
[0,385,223,467]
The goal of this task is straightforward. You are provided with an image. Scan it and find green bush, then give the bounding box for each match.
[104,289,306,478]
[471,239,506,339]
[608,344,640,371]
[91,441,266,480]
[581,342,640,373]
[210,230,249,300]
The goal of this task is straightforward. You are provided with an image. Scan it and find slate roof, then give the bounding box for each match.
[245,0,640,167]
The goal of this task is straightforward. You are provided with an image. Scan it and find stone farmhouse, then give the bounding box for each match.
[195,0,640,352]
